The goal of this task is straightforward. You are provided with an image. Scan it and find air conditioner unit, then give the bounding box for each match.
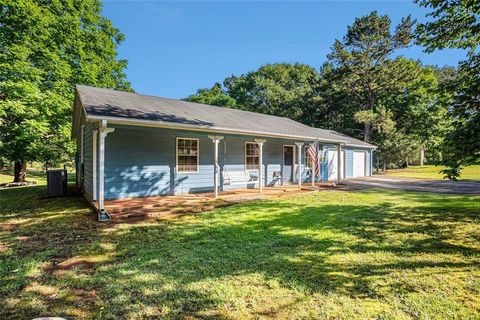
[47,169,68,197]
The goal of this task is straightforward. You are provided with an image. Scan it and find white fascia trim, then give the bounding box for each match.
[346,144,377,150]
[86,114,348,145]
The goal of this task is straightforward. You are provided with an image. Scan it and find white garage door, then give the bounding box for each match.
[328,149,338,181]
[353,151,366,177]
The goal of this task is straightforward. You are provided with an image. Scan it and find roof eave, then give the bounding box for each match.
[86,114,349,144]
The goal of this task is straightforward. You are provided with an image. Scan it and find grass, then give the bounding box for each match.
[0,184,479,319]
[0,169,47,185]
[0,168,76,185]
[380,164,480,180]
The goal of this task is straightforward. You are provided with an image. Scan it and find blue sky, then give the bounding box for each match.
[102,1,467,99]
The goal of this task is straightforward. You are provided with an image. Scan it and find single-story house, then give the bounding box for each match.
[72,85,376,220]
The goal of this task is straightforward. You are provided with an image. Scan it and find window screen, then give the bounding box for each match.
[245,142,259,170]
[177,138,199,172]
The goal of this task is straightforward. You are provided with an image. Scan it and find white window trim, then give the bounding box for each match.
[176,137,200,174]
[282,144,296,168]
[245,142,260,171]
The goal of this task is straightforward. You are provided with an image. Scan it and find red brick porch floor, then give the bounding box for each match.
[104,184,333,222]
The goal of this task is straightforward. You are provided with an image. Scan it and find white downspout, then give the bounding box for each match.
[98,120,115,221]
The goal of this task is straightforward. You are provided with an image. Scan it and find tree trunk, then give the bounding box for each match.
[420,148,425,166]
[363,122,371,142]
[14,161,27,183]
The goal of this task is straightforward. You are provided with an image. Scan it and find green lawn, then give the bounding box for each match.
[380,164,480,180]
[0,169,76,185]
[0,170,47,185]
[1,185,479,319]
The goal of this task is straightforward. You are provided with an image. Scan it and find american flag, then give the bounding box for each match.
[307,141,319,177]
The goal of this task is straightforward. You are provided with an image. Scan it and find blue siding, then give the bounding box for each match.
[82,122,94,202]
[345,149,354,178]
[366,150,372,176]
[103,125,310,199]
[370,150,374,176]
[344,147,373,178]
[77,121,375,200]
[321,145,329,181]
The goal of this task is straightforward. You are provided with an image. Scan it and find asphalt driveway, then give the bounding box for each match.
[341,176,480,195]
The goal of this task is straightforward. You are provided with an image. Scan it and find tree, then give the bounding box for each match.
[415,0,480,179]
[327,11,415,142]
[384,60,452,164]
[309,62,361,136]
[184,83,236,107]
[224,63,320,122]
[440,55,480,178]
[0,0,130,182]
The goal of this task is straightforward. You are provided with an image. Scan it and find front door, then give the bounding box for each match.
[283,146,294,183]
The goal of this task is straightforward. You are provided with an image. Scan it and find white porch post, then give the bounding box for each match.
[312,142,316,187]
[295,142,303,188]
[98,120,115,218]
[255,139,266,193]
[337,144,342,184]
[209,135,224,198]
[92,129,98,200]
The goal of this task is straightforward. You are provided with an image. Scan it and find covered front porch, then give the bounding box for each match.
[89,121,345,221]
[103,184,332,222]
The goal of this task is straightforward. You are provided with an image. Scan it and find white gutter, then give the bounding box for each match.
[347,143,377,150]
[86,114,350,145]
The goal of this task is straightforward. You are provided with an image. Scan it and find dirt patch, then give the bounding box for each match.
[71,288,98,303]
[0,242,8,253]
[108,199,235,224]
[24,281,60,299]
[44,256,99,277]
[0,222,20,232]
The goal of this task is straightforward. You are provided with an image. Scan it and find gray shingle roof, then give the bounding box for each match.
[75,85,375,148]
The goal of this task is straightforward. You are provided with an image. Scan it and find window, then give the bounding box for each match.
[305,148,313,169]
[245,142,259,170]
[177,138,199,173]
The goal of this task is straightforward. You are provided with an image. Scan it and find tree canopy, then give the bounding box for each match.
[0,0,130,182]
[184,83,236,107]
[416,0,480,179]
[223,63,320,122]
[1,1,475,182]
[326,11,415,142]
[185,11,454,171]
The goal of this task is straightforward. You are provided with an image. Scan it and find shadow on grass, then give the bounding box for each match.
[1,187,479,318]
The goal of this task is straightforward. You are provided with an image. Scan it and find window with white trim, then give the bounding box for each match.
[245,142,259,170]
[177,138,199,173]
